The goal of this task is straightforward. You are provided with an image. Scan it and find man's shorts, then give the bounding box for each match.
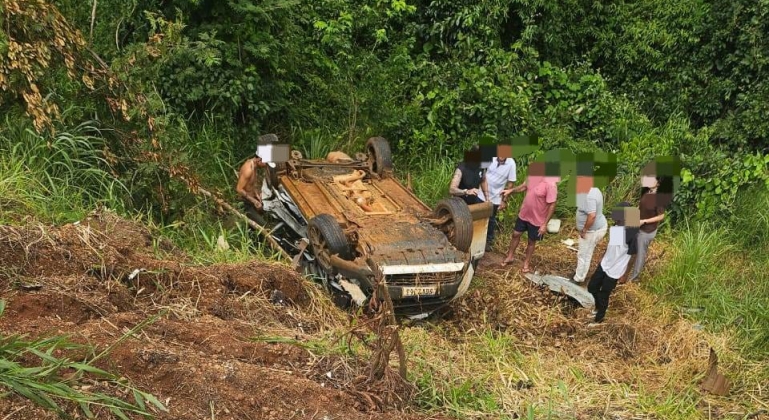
[514,217,543,241]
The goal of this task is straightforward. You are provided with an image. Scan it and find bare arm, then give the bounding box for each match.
[581,212,596,237]
[481,177,490,201]
[236,164,251,199]
[641,212,665,225]
[538,201,557,236]
[449,169,467,196]
[502,183,526,198]
[499,181,516,209]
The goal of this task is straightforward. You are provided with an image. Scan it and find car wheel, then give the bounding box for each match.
[307,214,352,272]
[366,137,393,176]
[434,197,473,252]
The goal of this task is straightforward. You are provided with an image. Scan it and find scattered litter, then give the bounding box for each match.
[216,234,230,251]
[702,348,731,396]
[339,280,367,306]
[127,268,146,281]
[561,239,575,247]
[408,312,430,321]
[270,289,286,305]
[18,281,43,291]
[325,371,333,379]
[682,307,705,314]
[524,272,595,308]
[547,219,562,233]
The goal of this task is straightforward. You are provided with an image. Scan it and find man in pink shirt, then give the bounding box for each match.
[500,161,559,273]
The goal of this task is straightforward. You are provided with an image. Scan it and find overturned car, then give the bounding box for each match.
[258,137,491,317]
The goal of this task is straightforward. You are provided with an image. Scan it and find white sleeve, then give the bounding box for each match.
[508,160,517,182]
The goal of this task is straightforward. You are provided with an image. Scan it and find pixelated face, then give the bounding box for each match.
[611,206,640,227]
[576,175,594,193]
[496,144,512,159]
[257,142,290,163]
[641,175,658,189]
[528,161,546,176]
[464,149,482,165]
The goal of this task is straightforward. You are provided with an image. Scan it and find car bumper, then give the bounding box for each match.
[382,263,468,316]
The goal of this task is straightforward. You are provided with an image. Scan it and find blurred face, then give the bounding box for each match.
[611,207,640,227]
[576,175,594,193]
[528,161,545,177]
[254,156,266,167]
[641,175,658,189]
[497,144,512,159]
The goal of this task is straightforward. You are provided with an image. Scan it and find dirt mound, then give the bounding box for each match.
[0,211,431,420]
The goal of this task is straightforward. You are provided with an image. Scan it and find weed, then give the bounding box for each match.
[0,300,166,419]
[0,118,126,224]
[648,219,769,357]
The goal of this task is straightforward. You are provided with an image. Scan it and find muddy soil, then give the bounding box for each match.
[0,212,440,420]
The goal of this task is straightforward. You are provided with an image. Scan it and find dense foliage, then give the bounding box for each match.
[1,0,767,223]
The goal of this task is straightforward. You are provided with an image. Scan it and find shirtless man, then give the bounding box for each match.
[236,152,268,223]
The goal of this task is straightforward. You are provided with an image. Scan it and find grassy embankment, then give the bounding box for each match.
[2,123,767,419]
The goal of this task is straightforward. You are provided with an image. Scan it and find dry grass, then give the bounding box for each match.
[400,239,768,419]
[2,211,767,419]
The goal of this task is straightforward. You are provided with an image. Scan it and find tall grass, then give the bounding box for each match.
[145,213,276,264]
[648,186,769,357]
[0,118,127,224]
[401,156,457,207]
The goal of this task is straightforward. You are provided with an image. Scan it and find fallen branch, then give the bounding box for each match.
[367,273,407,381]
[194,186,291,262]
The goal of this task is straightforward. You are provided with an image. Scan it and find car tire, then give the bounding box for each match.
[366,137,393,176]
[434,197,473,252]
[307,214,352,271]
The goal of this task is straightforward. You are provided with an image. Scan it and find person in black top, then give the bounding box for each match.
[449,145,490,205]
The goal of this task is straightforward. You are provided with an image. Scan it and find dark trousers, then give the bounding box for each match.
[587,264,618,322]
[487,204,499,244]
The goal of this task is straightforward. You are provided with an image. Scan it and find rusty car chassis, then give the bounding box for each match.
[259,137,491,318]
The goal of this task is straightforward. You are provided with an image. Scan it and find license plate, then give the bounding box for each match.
[402,286,438,297]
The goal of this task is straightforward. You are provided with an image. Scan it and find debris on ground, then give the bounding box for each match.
[524,272,595,308]
[702,348,731,396]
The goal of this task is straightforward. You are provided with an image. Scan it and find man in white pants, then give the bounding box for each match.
[482,156,517,251]
[572,175,607,283]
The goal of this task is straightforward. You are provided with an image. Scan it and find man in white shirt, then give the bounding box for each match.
[587,202,639,324]
[482,157,517,251]
[573,175,607,282]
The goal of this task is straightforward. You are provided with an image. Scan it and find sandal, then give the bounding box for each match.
[521,266,532,274]
[500,258,514,267]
